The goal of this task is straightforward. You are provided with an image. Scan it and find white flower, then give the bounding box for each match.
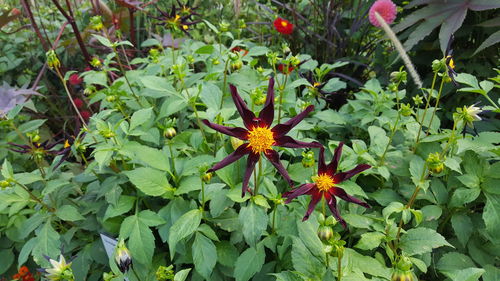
[44,255,74,281]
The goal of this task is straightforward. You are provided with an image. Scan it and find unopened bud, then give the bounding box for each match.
[400,103,413,117]
[231,60,243,71]
[115,239,132,273]
[317,225,334,242]
[202,172,213,183]
[426,152,444,174]
[164,127,177,139]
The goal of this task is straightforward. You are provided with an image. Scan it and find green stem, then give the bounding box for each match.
[440,120,457,158]
[379,83,402,165]
[337,251,343,281]
[271,203,277,233]
[415,71,438,146]
[277,69,290,124]
[168,141,177,183]
[254,156,263,195]
[483,94,499,109]
[13,180,54,212]
[425,76,446,135]
[201,180,206,218]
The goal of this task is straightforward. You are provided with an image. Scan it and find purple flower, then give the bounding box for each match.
[203,77,321,196]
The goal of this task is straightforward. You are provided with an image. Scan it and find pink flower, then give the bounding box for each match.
[369,0,397,27]
[73,98,84,109]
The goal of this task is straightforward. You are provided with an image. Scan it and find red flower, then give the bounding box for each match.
[11,8,22,16]
[283,143,371,227]
[369,0,397,27]
[18,266,29,276]
[203,77,321,196]
[73,98,84,109]
[80,110,91,120]
[69,73,83,85]
[12,273,21,280]
[22,273,35,281]
[273,17,293,35]
[230,46,249,57]
[277,64,295,74]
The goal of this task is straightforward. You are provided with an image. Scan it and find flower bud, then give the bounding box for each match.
[90,15,104,31]
[164,127,177,139]
[32,134,41,143]
[219,21,230,32]
[412,95,423,106]
[100,130,116,139]
[426,152,444,174]
[43,255,74,281]
[400,103,413,117]
[231,137,244,150]
[0,180,11,189]
[103,272,117,281]
[228,52,239,61]
[46,50,61,69]
[301,151,315,168]
[156,265,175,281]
[391,270,415,281]
[388,83,399,93]
[238,19,247,29]
[115,239,132,273]
[90,57,102,68]
[202,172,213,183]
[317,225,334,242]
[106,95,116,102]
[390,70,407,84]
[212,58,220,65]
[432,59,445,72]
[231,60,243,71]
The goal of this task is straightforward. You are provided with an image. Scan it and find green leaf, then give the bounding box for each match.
[368,126,389,156]
[125,167,170,196]
[457,174,480,189]
[92,34,113,47]
[195,45,214,54]
[104,195,135,220]
[174,269,192,281]
[1,159,13,179]
[17,119,47,133]
[234,246,265,281]
[322,77,347,92]
[140,76,176,94]
[449,188,481,207]
[444,157,462,174]
[216,241,239,267]
[437,252,475,276]
[33,222,60,266]
[473,29,500,55]
[55,205,85,221]
[451,213,473,247]
[121,142,170,171]
[239,202,268,247]
[138,210,166,226]
[120,214,155,265]
[399,227,452,256]
[168,209,202,259]
[192,233,217,279]
[0,249,14,275]
[409,155,428,190]
[291,238,325,279]
[483,264,500,281]
[455,73,480,88]
[200,82,222,110]
[130,107,153,132]
[344,248,391,278]
[297,220,324,261]
[18,238,37,267]
[448,268,485,281]
[483,192,500,243]
[355,232,386,250]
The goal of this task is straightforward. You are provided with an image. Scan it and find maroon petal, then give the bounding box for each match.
[302,191,322,221]
[275,136,322,149]
[283,183,316,204]
[264,149,293,187]
[242,153,259,196]
[318,146,326,174]
[202,119,248,140]
[330,187,370,208]
[333,164,371,183]
[258,77,275,126]
[271,105,315,137]
[326,142,344,175]
[229,84,257,129]
[326,195,347,228]
[208,144,250,172]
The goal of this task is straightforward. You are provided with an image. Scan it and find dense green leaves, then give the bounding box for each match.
[168,209,202,259]
[192,233,217,279]
[400,227,452,256]
[125,167,171,196]
[239,202,268,247]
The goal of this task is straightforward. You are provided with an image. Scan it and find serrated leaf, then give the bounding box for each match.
[451,213,473,247]
[120,215,156,265]
[355,232,386,250]
[130,107,153,131]
[239,202,268,247]
[399,227,452,256]
[168,209,202,259]
[483,192,500,243]
[291,238,325,279]
[234,246,265,281]
[55,205,85,221]
[192,233,217,279]
[125,167,170,196]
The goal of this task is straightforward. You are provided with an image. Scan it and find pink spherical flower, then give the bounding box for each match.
[369,0,397,27]
[69,73,83,85]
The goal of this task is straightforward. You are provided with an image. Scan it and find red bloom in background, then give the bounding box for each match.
[230,46,249,57]
[283,143,371,227]
[203,77,321,196]
[73,98,84,109]
[69,73,83,85]
[277,64,295,74]
[80,110,91,120]
[12,266,34,281]
[273,17,293,35]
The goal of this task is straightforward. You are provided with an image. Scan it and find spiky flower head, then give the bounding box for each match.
[369,0,397,27]
[114,239,132,273]
[454,104,482,128]
[43,255,74,281]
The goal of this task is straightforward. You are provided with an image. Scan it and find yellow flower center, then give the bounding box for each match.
[182,24,189,30]
[314,173,335,192]
[247,126,275,154]
[64,140,71,148]
[313,82,321,88]
[281,21,288,27]
[448,58,455,69]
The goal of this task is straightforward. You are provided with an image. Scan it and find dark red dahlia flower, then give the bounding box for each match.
[283,143,370,227]
[273,17,294,35]
[231,46,249,57]
[203,77,321,196]
[277,64,295,75]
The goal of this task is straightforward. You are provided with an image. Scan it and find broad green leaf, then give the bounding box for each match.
[291,238,325,279]
[121,143,170,171]
[409,155,428,190]
[33,222,60,266]
[239,202,268,247]
[120,214,155,265]
[17,119,46,133]
[355,232,386,250]
[174,269,192,281]
[234,246,265,281]
[192,233,217,279]
[448,268,485,281]
[1,159,13,179]
[55,205,85,221]
[195,45,214,54]
[104,195,135,221]
[297,220,324,261]
[18,238,37,267]
[92,34,113,47]
[216,241,239,267]
[483,264,500,281]
[138,210,166,226]
[125,167,170,196]
[368,126,389,156]
[451,213,473,247]
[0,249,14,275]
[437,252,475,275]
[168,209,202,259]
[140,76,177,94]
[200,82,222,110]
[344,248,391,279]
[449,188,481,207]
[130,107,153,131]
[483,192,500,243]
[399,227,452,256]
